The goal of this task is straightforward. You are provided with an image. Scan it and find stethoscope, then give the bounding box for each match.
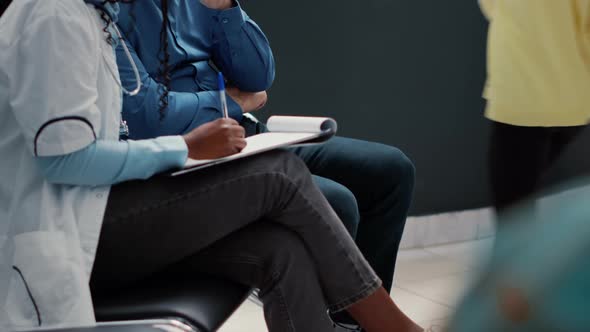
[102,22,142,138]
[110,24,142,97]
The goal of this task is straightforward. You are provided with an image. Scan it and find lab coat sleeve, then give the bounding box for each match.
[9,13,102,157]
[36,136,188,186]
[117,35,243,139]
[201,1,275,92]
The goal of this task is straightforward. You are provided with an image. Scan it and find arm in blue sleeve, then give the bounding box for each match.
[205,1,276,92]
[36,136,188,186]
[116,36,243,139]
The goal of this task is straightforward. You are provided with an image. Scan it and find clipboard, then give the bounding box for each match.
[170,116,337,176]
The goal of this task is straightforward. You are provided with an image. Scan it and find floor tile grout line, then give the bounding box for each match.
[394,264,474,286]
[394,285,457,309]
[422,248,476,264]
[412,236,496,253]
[418,317,451,326]
[422,247,492,270]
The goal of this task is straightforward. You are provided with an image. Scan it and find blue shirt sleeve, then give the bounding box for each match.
[36,136,188,186]
[206,1,276,92]
[117,36,243,139]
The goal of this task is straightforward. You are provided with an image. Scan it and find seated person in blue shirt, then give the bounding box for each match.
[0,1,423,331]
[115,1,416,328]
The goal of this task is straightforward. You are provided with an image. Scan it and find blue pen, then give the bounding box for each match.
[218,72,229,118]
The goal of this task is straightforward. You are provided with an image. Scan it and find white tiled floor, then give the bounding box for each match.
[218,237,494,331]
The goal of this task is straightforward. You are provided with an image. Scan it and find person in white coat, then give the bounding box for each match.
[0,1,425,331]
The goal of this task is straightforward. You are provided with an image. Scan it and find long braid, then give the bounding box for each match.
[100,9,116,45]
[97,0,169,120]
[157,0,171,120]
[98,0,135,46]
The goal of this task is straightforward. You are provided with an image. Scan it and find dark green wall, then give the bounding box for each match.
[243,0,590,216]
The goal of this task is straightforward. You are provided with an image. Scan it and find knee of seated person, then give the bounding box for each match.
[321,184,360,237]
[377,147,416,194]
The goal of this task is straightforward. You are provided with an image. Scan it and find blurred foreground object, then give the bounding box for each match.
[449,179,590,331]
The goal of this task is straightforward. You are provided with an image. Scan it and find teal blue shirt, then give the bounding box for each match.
[116,0,275,139]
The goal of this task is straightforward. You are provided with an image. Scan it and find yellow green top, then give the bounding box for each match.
[480,0,590,127]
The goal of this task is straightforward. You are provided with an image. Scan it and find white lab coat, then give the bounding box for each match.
[0,0,121,329]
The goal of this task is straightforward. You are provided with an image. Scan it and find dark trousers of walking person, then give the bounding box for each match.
[488,121,586,220]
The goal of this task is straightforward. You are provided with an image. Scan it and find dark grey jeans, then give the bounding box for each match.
[89,150,381,332]
[241,115,416,326]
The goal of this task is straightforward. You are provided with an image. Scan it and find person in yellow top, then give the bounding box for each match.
[479,0,590,217]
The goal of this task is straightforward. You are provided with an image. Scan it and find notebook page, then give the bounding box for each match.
[183,132,320,168]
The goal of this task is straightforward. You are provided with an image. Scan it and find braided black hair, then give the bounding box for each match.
[98,0,135,45]
[100,0,171,120]
[157,0,171,120]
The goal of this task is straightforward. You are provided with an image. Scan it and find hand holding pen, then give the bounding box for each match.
[181,72,245,159]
